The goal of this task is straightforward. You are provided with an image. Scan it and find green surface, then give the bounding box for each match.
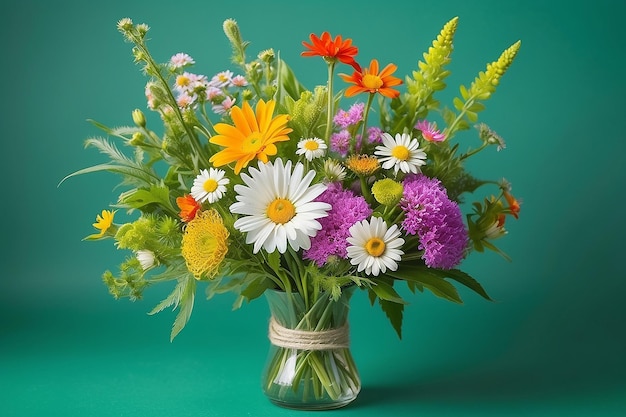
[2,0,625,416]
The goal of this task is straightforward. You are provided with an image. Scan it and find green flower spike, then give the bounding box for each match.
[381,16,458,133]
[444,40,521,138]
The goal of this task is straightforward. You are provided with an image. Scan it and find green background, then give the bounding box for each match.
[2,0,625,415]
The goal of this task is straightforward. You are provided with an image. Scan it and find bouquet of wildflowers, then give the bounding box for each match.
[64,17,521,403]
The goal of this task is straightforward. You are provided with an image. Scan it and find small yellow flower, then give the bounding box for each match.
[345,154,380,176]
[371,178,404,206]
[181,209,229,279]
[93,210,116,237]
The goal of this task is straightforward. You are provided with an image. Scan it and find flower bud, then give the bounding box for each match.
[136,249,156,270]
[258,48,275,64]
[132,109,146,127]
[136,24,150,38]
[117,18,134,33]
[130,132,144,146]
[223,19,242,46]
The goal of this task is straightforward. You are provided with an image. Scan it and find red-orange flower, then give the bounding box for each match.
[302,32,361,71]
[503,190,521,219]
[176,194,201,223]
[340,59,403,98]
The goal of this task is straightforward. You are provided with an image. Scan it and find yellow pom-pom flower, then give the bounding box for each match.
[181,209,229,279]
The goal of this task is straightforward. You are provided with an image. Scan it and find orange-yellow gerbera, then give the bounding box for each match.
[301,32,361,71]
[209,99,292,174]
[340,59,403,98]
[176,194,201,223]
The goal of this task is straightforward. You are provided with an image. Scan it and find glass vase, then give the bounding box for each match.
[261,286,361,410]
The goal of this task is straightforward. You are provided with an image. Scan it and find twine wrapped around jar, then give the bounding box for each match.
[268,317,350,350]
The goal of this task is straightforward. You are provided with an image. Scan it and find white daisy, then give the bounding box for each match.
[136,249,156,270]
[296,137,327,161]
[230,158,331,254]
[374,132,427,175]
[346,216,405,276]
[190,168,229,204]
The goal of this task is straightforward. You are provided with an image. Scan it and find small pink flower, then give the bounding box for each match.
[367,126,384,144]
[231,75,248,87]
[170,52,195,69]
[176,91,197,109]
[212,96,236,115]
[415,120,445,142]
[206,86,223,101]
[330,130,351,156]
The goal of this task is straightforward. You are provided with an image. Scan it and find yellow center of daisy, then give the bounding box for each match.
[365,237,386,257]
[267,198,296,224]
[362,74,383,90]
[176,75,190,87]
[391,145,410,161]
[304,140,319,151]
[242,132,265,154]
[203,178,218,193]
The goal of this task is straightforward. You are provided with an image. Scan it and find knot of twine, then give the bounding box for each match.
[268,317,350,350]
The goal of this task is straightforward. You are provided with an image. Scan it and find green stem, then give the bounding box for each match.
[358,93,375,152]
[443,95,478,140]
[460,141,489,160]
[324,60,336,143]
[132,36,211,170]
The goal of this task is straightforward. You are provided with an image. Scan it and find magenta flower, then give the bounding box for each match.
[330,129,351,156]
[367,126,384,144]
[400,174,468,269]
[415,120,445,142]
[333,102,365,128]
[304,182,372,266]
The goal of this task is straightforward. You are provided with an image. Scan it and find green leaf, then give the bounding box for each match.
[148,280,185,316]
[453,97,465,112]
[442,269,493,300]
[386,265,462,303]
[379,299,404,339]
[241,275,275,301]
[468,101,486,113]
[59,163,159,187]
[170,276,196,342]
[459,84,469,101]
[442,107,456,127]
[117,184,176,214]
[275,57,308,105]
[370,280,408,305]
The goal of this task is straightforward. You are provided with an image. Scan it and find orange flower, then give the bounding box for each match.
[503,190,521,219]
[302,32,361,71]
[340,59,403,99]
[209,99,292,174]
[176,194,201,222]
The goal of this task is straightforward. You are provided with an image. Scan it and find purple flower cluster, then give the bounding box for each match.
[333,102,364,128]
[400,174,468,269]
[330,130,351,156]
[304,182,372,266]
